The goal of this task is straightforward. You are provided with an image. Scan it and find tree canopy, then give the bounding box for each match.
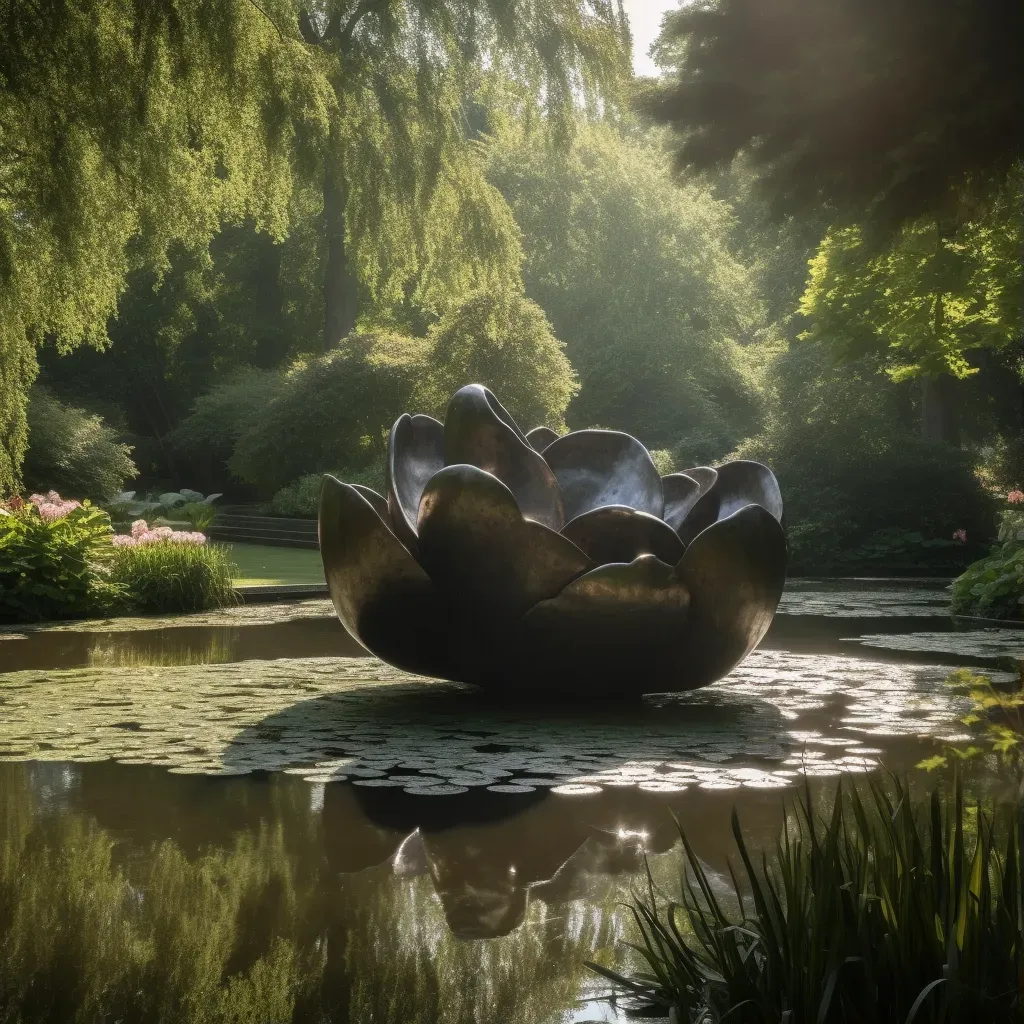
[642,0,1024,225]
[0,0,331,490]
[800,173,1024,381]
[490,123,765,455]
[0,0,629,491]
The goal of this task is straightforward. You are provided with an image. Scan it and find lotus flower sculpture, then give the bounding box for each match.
[319,384,787,698]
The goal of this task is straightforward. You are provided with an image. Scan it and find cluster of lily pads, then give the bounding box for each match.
[320,385,787,698]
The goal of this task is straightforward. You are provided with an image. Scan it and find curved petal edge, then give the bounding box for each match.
[319,475,456,679]
[675,503,788,688]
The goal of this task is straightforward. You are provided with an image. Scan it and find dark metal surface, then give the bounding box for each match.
[661,473,702,532]
[526,426,559,452]
[517,555,691,697]
[416,464,591,625]
[386,413,444,553]
[319,475,457,679]
[543,430,664,521]
[678,466,718,495]
[444,385,564,531]
[677,460,782,545]
[675,504,788,688]
[352,484,390,523]
[560,505,685,566]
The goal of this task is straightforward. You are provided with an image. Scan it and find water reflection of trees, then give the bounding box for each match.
[0,765,627,1023]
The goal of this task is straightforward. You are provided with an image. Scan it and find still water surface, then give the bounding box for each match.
[0,577,1016,1022]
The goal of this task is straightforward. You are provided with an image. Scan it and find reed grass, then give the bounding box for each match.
[110,541,238,614]
[591,776,1023,1023]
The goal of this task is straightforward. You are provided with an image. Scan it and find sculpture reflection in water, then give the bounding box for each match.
[2,762,735,1023]
[320,384,787,696]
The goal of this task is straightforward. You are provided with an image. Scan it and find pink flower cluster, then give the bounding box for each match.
[112,519,207,548]
[1008,490,1024,504]
[952,528,967,544]
[29,491,81,522]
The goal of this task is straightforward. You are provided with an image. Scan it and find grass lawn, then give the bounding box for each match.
[227,543,325,586]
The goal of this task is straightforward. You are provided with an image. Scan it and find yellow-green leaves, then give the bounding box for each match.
[800,173,1024,380]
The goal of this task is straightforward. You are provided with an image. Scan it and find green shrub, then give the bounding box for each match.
[593,776,1021,1024]
[736,347,996,574]
[22,388,137,500]
[227,333,429,493]
[951,543,1024,619]
[270,464,385,518]
[649,449,676,476]
[423,289,578,430]
[0,496,117,622]
[109,542,238,614]
[168,368,280,465]
[177,502,218,531]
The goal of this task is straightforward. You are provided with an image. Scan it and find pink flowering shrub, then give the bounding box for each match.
[109,528,236,613]
[1009,490,1024,505]
[28,490,82,522]
[111,520,207,547]
[1,492,116,622]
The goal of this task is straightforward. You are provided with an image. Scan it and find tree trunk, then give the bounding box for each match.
[322,168,359,351]
[919,285,957,443]
[920,373,957,443]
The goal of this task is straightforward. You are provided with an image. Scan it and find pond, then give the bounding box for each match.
[0,577,1017,1022]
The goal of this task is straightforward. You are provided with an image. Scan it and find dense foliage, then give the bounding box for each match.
[423,289,578,430]
[800,174,1024,385]
[0,0,628,492]
[736,344,995,574]
[491,125,765,451]
[10,2,1024,574]
[174,295,579,500]
[595,776,1022,1023]
[0,494,116,622]
[22,389,137,500]
[951,497,1024,619]
[0,0,331,491]
[642,0,1024,226]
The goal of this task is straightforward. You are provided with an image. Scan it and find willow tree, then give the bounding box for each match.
[0,0,332,491]
[0,0,628,491]
[295,1,629,349]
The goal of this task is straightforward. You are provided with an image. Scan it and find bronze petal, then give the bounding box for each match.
[445,385,564,530]
[678,466,718,494]
[416,464,591,625]
[319,475,456,679]
[677,460,782,545]
[352,484,390,522]
[543,429,664,521]
[386,413,444,552]
[516,555,691,698]
[526,426,559,452]
[676,503,787,688]
[662,474,702,532]
[561,505,685,566]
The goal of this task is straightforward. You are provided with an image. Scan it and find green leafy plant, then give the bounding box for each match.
[0,496,118,622]
[920,669,1024,778]
[952,546,1024,620]
[176,502,217,531]
[271,466,384,519]
[591,776,1022,1023]
[109,542,238,614]
[22,388,137,500]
